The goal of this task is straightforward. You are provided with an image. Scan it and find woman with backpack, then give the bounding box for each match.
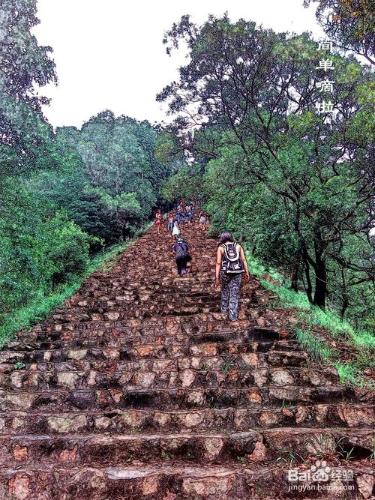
[215,232,250,321]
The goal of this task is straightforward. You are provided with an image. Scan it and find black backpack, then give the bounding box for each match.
[221,242,244,274]
[175,240,188,258]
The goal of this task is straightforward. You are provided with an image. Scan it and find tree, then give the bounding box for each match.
[0,0,56,108]
[26,113,180,244]
[158,15,374,309]
[0,0,57,176]
[304,0,375,65]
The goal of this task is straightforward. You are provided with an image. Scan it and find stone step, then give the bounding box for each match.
[66,291,225,305]
[0,343,310,367]
[9,323,286,344]
[1,403,373,436]
[43,304,226,322]
[69,290,256,303]
[0,351,309,381]
[0,462,372,499]
[13,316,257,342]
[2,222,373,499]
[12,323,285,348]
[0,428,373,468]
[67,285,224,300]
[3,333,301,357]
[0,343,312,378]
[0,385,367,412]
[5,333,286,352]
[21,310,285,338]
[0,365,340,391]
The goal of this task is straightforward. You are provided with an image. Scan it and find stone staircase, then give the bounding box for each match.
[0,223,374,499]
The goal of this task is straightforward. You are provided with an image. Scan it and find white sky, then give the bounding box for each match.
[33,0,325,128]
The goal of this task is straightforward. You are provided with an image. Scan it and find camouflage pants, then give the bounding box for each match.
[220,271,243,321]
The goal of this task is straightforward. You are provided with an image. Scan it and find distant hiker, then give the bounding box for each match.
[175,211,183,225]
[173,236,192,276]
[167,212,174,234]
[185,204,193,224]
[198,212,208,229]
[154,209,162,234]
[172,220,180,238]
[215,232,250,321]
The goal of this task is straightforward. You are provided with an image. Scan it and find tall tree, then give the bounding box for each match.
[158,15,374,308]
[0,0,57,107]
[304,0,375,65]
[0,0,57,176]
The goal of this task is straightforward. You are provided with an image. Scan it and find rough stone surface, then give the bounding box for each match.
[0,222,373,498]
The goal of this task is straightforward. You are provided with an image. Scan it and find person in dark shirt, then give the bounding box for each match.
[172,236,192,276]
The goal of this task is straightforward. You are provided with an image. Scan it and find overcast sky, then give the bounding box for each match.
[33,0,325,129]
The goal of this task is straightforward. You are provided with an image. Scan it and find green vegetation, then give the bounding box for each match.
[0,1,181,333]
[304,0,375,66]
[159,14,374,331]
[0,0,373,394]
[246,251,374,387]
[0,231,147,348]
[295,328,335,361]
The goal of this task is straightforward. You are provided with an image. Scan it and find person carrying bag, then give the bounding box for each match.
[215,231,250,321]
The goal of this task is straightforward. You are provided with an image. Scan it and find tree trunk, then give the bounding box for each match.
[290,261,299,291]
[304,263,313,304]
[301,247,313,303]
[340,296,349,319]
[313,254,327,308]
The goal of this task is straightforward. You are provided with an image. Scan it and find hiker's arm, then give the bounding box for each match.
[239,246,250,279]
[215,247,222,285]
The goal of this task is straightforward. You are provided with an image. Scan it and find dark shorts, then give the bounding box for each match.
[176,255,192,274]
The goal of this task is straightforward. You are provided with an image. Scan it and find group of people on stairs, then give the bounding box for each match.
[154,202,251,322]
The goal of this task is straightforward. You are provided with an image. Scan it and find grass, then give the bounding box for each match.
[335,362,362,387]
[246,250,375,388]
[0,224,151,349]
[295,328,336,362]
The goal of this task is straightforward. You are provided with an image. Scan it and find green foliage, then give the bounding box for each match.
[335,363,362,387]
[0,0,57,107]
[161,165,206,204]
[296,328,335,361]
[0,0,57,177]
[31,113,179,244]
[0,91,56,177]
[0,235,142,348]
[0,179,93,319]
[304,0,375,65]
[0,2,179,342]
[248,251,374,387]
[160,14,374,320]
[0,111,177,321]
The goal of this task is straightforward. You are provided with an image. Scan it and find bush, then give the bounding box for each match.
[0,181,92,322]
